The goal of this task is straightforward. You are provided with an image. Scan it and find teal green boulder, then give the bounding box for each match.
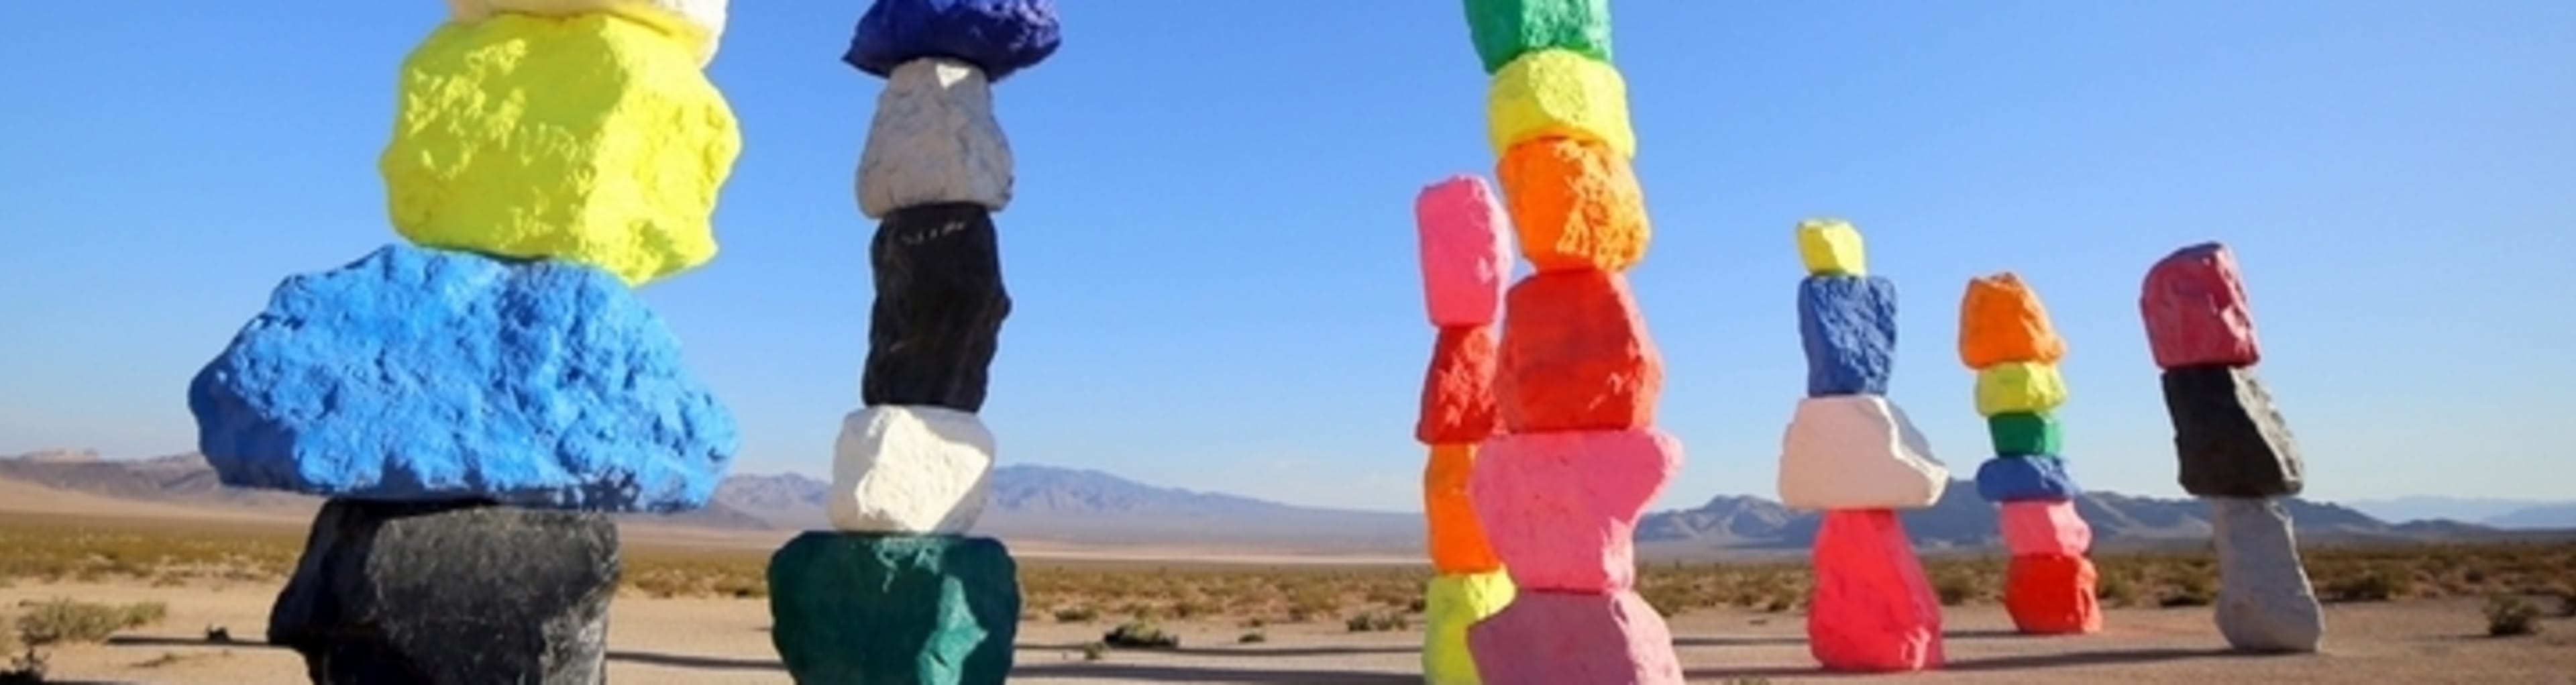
[1464,0,1613,74]
[1987,411,2063,456]
[767,532,1021,684]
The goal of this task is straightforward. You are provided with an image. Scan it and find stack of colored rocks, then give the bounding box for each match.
[187,4,743,682]
[1958,272,2102,635]
[1411,176,1519,685]
[1776,219,1949,673]
[2140,242,2324,653]
[1457,2,1685,681]
[762,2,1059,684]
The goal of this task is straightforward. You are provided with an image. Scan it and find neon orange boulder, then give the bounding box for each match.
[1958,272,2065,369]
[2004,553,2103,635]
[1496,136,1649,273]
[1422,443,1502,574]
[1416,325,1500,444]
[1494,270,1661,433]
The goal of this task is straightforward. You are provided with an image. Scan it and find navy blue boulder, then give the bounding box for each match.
[187,244,739,513]
[845,0,1063,83]
[1796,274,1898,397]
[1975,454,2082,503]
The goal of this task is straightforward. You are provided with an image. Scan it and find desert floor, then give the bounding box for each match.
[7,581,2572,684]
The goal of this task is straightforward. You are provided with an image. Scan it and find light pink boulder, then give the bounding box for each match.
[1415,175,1515,327]
[1467,590,1684,685]
[1999,500,2093,557]
[1809,509,1945,672]
[1470,428,1681,593]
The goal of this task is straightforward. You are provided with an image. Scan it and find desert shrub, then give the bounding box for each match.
[16,598,166,646]
[1639,582,1697,617]
[1079,641,1107,661]
[1344,611,1407,633]
[1053,606,1099,623]
[1237,630,1267,643]
[1931,572,1984,607]
[1102,620,1179,649]
[2160,574,2216,608]
[2323,570,2409,602]
[2485,594,2542,637]
[2095,571,2144,608]
[2557,591,2576,619]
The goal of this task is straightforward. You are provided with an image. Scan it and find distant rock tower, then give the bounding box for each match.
[1958,272,2103,635]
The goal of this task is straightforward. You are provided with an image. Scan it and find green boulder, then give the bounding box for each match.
[767,532,1021,684]
[1464,0,1614,74]
[1988,411,2063,456]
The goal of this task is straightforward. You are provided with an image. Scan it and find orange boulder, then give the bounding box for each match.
[1958,272,2066,369]
[1424,443,1503,573]
[1416,325,1501,444]
[1496,136,1650,273]
[1495,270,1662,433]
[2004,553,2103,635]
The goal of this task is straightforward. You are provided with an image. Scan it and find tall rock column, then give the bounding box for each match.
[2140,242,2324,653]
[1457,2,1686,682]
[1412,176,1519,685]
[1958,272,2102,635]
[762,2,1059,684]
[188,4,744,683]
[1776,219,1949,672]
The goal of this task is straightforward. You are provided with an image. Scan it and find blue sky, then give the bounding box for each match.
[2,2,2570,513]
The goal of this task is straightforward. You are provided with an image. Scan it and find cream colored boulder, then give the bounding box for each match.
[857,57,1015,219]
[828,405,994,534]
[1776,395,1949,510]
[449,0,729,65]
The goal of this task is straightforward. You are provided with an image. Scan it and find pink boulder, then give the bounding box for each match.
[1998,500,2093,558]
[1416,175,1515,327]
[1467,590,1684,685]
[2139,242,2260,369]
[1809,509,1945,672]
[1470,428,1681,593]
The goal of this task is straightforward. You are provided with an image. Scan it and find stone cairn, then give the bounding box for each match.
[1456,1,1686,681]
[1959,272,2103,635]
[186,3,743,683]
[1778,219,1949,672]
[1411,176,1519,684]
[761,1,1060,684]
[2139,242,2324,653]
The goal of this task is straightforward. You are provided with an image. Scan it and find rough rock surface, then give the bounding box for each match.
[1424,443,1503,574]
[189,244,737,513]
[1776,395,1948,511]
[2141,242,2261,369]
[1974,361,2068,417]
[451,0,729,65]
[1808,509,1945,672]
[845,0,1061,83]
[1417,325,1501,445]
[1470,428,1681,593]
[2004,553,2103,635]
[2161,365,2304,498]
[1462,0,1613,75]
[767,532,1021,684]
[1496,136,1648,273]
[382,13,741,286]
[1424,570,1515,684]
[859,57,1014,219]
[269,498,617,685]
[1415,174,1515,327]
[1796,274,1898,397]
[1998,500,2092,557]
[1974,455,2080,503]
[829,406,994,534]
[2207,497,2326,653]
[1986,411,2062,456]
[1466,590,1683,685]
[1957,272,2066,368]
[1495,270,1662,432]
[864,202,1012,412]
[1486,49,1636,159]
[1795,217,1867,276]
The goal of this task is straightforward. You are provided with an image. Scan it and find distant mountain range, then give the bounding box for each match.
[1,450,2561,557]
[2343,496,2576,529]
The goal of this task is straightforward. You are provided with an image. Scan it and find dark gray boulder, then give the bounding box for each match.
[2160,364,2304,497]
[864,202,1012,413]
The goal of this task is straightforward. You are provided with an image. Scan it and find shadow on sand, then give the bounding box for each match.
[1685,645,2249,680]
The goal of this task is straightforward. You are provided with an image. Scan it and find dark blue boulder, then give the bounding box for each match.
[187,244,739,513]
[1796,274,1898,397]
[845,0,1062,83]
[1976,454,2082,503]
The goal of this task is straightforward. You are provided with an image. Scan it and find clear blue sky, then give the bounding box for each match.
[2,2,2569,513]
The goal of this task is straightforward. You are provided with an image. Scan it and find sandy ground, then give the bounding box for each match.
[7,582,2572,684]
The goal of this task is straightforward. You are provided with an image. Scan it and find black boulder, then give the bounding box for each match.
[864,202,1012,412]
[2160,364,2305,498]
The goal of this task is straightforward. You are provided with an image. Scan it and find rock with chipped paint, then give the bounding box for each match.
[858,58,1015,219]
[2208,497,2325,653]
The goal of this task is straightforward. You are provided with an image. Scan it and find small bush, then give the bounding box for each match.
[2160,575,2217,608]
[1237,630,1267,643]
[1079,641,1107,662]
[2323,570,2408,603]
[2095,572,2143,608]
[16,598,165,647]
[1053,606,1100,623]
[1345,611,1407,633]
[1931,573,1984,607]
[1102,620,1179,649]
[2485,594,2542,637]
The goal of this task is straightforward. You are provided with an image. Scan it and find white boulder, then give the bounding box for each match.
[828,405,996,535]
[449,0,729,66]
[857,58,1015,219]
[1776,394,1949,511]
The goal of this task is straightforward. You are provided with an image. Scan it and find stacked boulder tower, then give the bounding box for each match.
[2140,242,2324,653]
[187,3,743,682]
[1958,272,2102,635]
[763,1,1060,683]
[1457,1,1686,682]
[1776,219,1949,673]
[1412,176,1519,684]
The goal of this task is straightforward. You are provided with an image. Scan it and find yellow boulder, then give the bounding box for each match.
[1796,217,1867,276]
[381,12,741,286]
[1487,49,1635,160]
[1976,361,2069,417]
[1424,570,1515,684]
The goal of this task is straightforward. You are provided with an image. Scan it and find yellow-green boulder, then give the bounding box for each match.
[1487,48,1635,160]
[1976,361,2069,417]
[381,12,741,286]
[1795,217,1867,276]
[1424,570,1515,684]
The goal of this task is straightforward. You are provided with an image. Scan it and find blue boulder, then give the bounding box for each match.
[186,244,739,513]
[1976,454,2082,503]
[1796,275,1898,397]
[845,0,1062,83]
